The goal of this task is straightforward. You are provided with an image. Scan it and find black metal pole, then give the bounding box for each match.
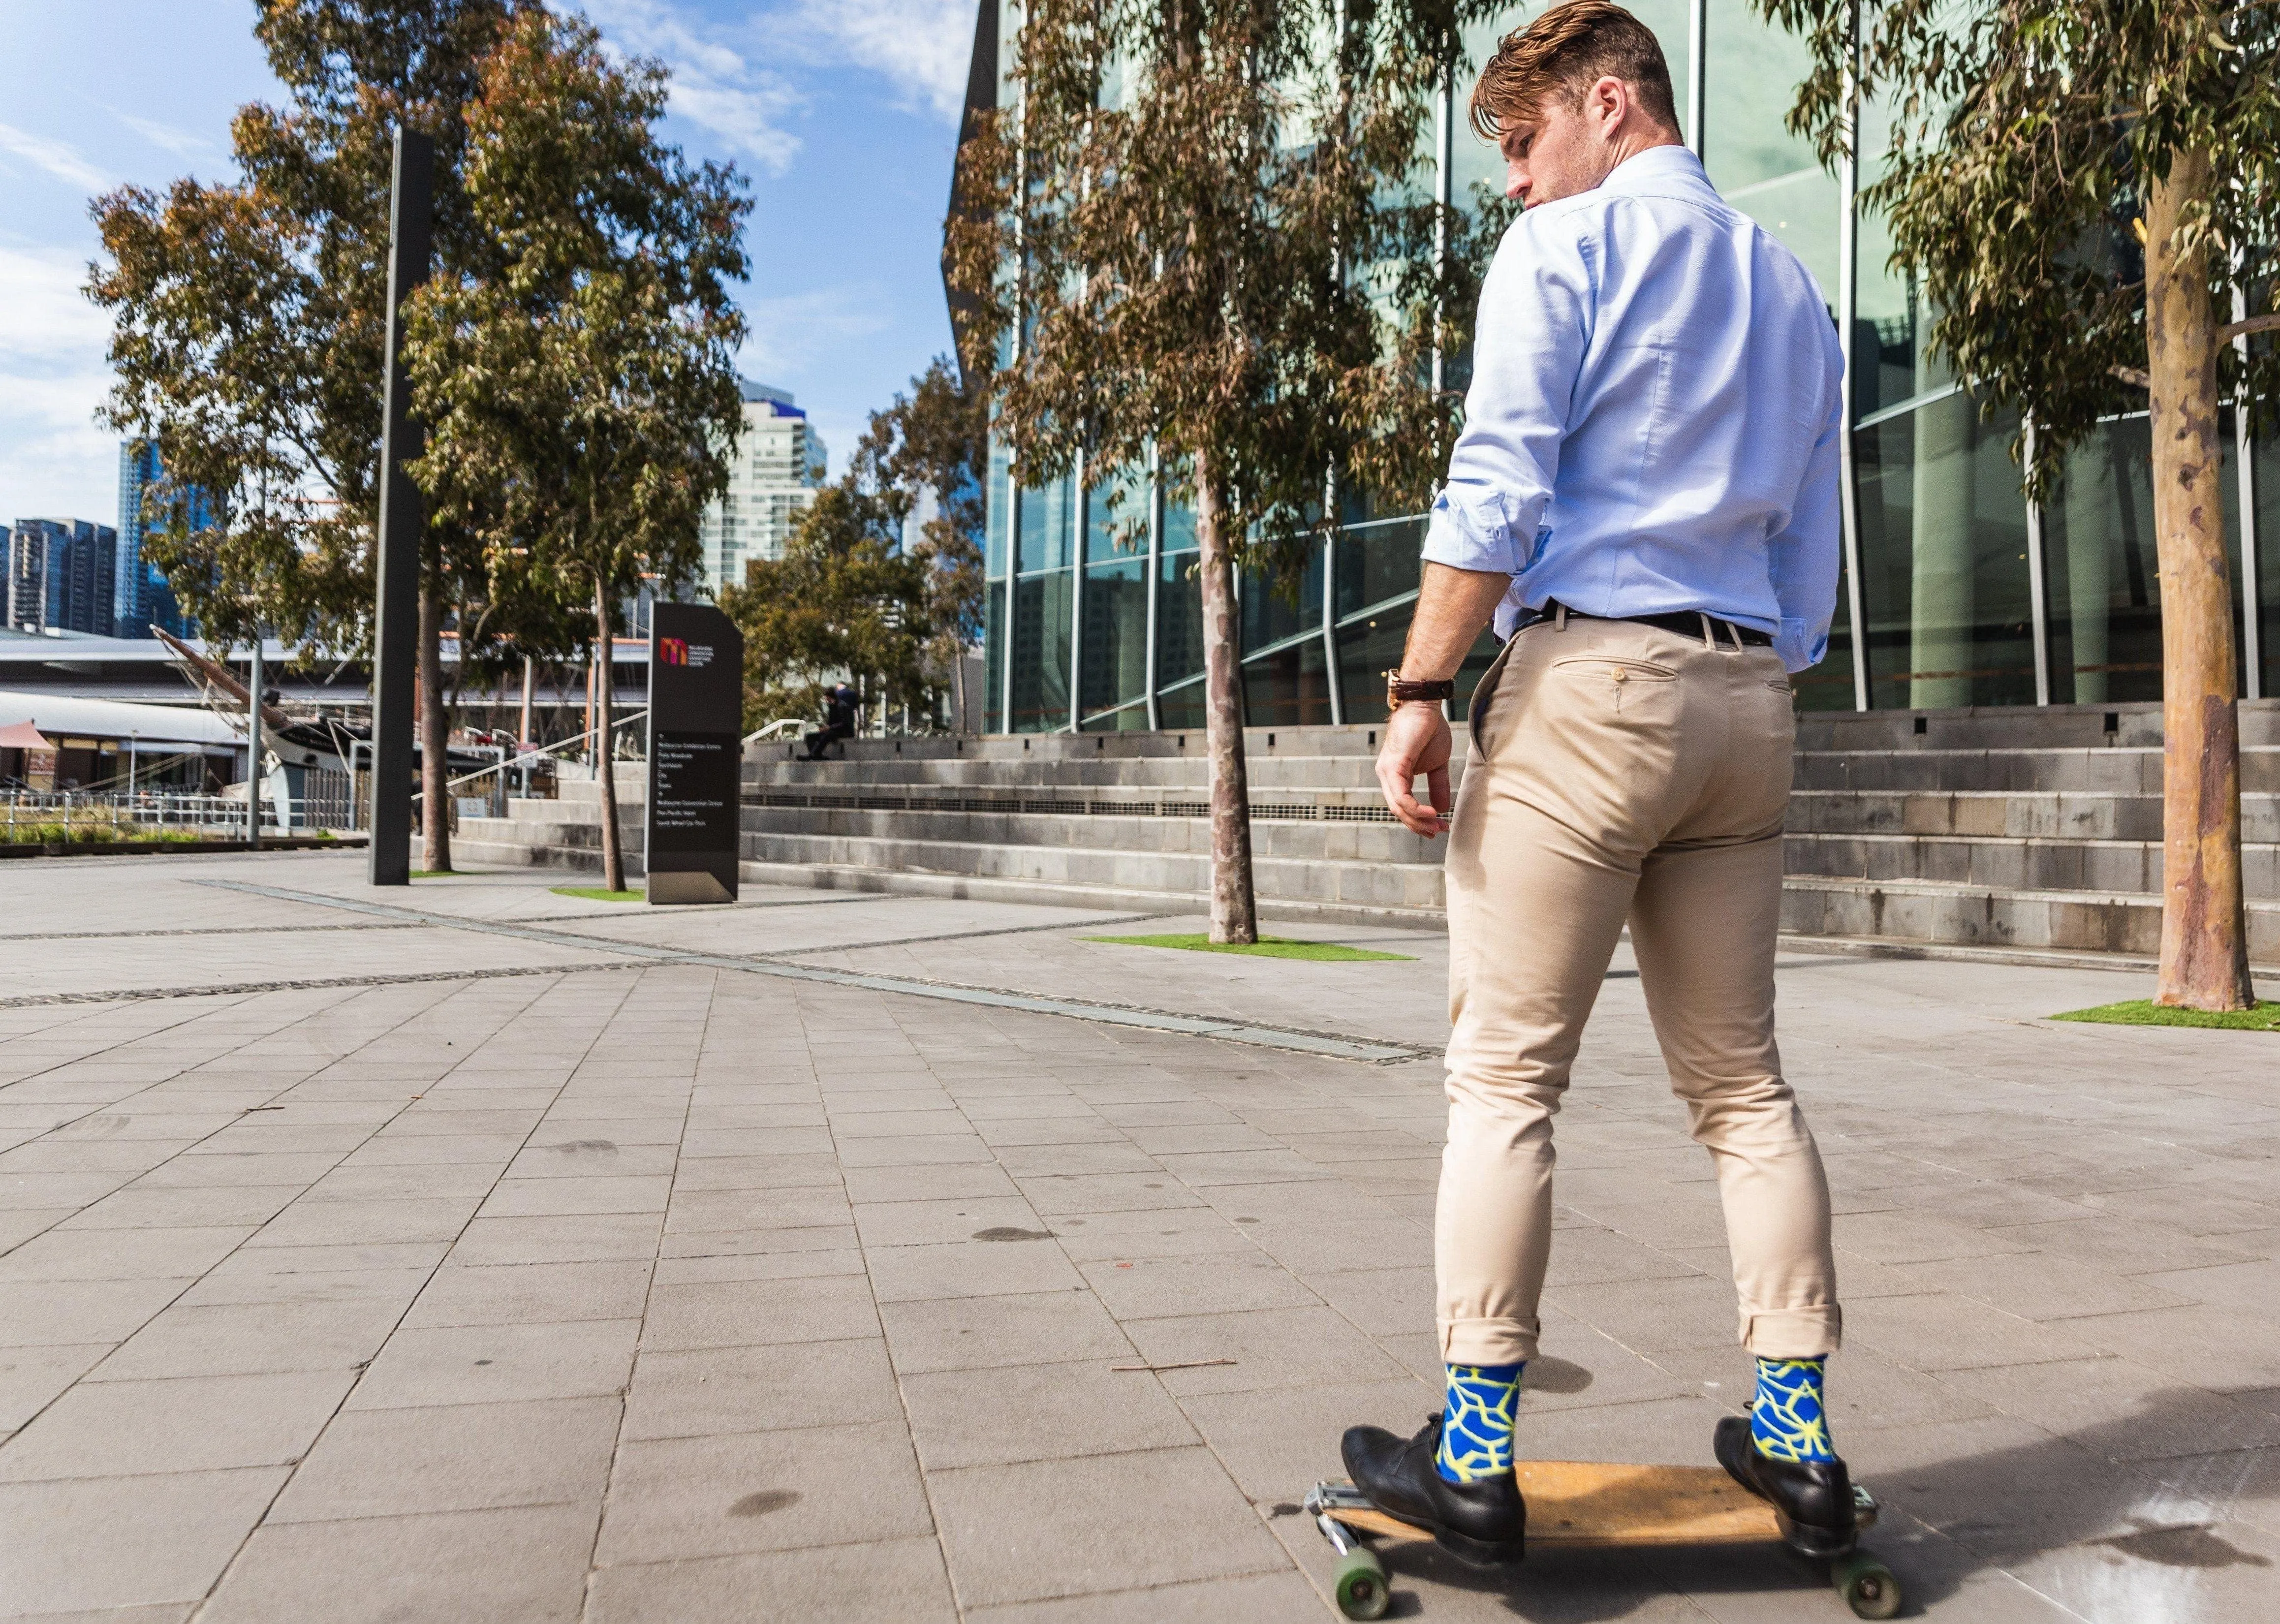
[369,126,434,885]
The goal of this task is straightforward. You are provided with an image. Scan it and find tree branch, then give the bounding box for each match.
[2112,365,2151,389]
[2217,312,2280,344]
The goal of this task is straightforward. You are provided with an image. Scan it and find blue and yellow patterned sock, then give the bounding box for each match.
[1750,1356,1836,1463]
[1435,1362,1523,1483]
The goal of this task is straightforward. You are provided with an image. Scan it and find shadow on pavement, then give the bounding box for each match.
[1355,1387,2274,1619]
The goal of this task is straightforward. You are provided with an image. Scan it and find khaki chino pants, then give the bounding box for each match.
[1436,612,1841,1368]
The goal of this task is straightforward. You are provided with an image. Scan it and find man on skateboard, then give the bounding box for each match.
[1342,0,1854,1569]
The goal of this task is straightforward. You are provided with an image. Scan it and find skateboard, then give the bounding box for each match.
[1304,1461,1899,1620]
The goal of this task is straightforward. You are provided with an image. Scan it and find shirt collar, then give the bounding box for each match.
[1597,144,1720,203]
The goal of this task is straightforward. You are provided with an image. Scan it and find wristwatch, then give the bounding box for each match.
[1384,670,1456,711]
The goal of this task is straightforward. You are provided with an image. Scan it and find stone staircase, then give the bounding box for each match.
[1780,705,2278,967]
[452,703,2280,970]
[453,766,648,878]
[740,726,1449,927]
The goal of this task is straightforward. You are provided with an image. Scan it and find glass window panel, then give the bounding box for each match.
[1156,675,1209,732]
[1336,602,1414,722]
[2043,415,2164,706]
[1242,637,1338,727]
[1009,570,1073,731]
[1792,556,1857,712]
[1155,548,1205,697]
[1084,465,1149,563]
[1079,559,1150,722]
[983,580,1006,731]
[1161,496,1197,555]
[1334,518,1427,622]
[2259,428,2280,699]
[986,437,1011,578]
[1241,547,1323,654]
[1703,0,1838,305]
[2045,411,2249,705]
[1853,394,2036,709]
[1018,473,1074,574]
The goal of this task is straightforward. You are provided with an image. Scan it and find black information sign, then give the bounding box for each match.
[645,602,744,905]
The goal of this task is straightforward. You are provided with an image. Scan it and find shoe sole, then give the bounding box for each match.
[1713,1420,1855,1560]
[1432,1524,1527,1568]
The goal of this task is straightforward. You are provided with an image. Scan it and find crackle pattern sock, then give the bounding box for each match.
[1435,1362,1523,1483]
[1750,1356,1835,1463]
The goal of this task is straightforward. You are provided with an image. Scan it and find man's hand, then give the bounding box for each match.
[1377,701,1454,836]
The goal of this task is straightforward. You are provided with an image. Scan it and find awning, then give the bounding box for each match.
[0,721,51,750]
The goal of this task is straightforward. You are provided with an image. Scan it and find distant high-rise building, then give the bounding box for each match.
[116,439,199,638]
[7,519,117,636]
[698,379,828,596]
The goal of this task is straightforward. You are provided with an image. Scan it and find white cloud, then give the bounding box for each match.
[115,112,218,159]
[0,242,123,523]
[792,0,975,121]
[0,122,112,193]
[581,0,806,173]
[738,285,890,379]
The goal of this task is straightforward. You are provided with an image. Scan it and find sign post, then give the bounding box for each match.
[368,126,434,885]
[645,602,744,904]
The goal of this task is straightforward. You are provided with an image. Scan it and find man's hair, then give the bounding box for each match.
[1469,1,1680,144]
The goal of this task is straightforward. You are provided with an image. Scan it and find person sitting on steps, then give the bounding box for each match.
[1340,0,1855,1569]
[803,683,859,762]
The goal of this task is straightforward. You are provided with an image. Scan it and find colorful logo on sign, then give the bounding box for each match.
[659,637,688,665]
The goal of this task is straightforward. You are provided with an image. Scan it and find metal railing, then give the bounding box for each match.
[396,709,651,826]
[1,790,324,843]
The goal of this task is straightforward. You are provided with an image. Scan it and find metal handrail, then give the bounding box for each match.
[412,709,653,803]
[742,718,809,744]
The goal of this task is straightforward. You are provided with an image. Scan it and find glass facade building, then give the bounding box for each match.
[961,0,2277,732]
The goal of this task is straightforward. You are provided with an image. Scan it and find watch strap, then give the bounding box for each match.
[1384,671,1456,707]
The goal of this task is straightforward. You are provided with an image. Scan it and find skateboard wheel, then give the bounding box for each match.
[1332,1547,1390,1621]
[1832,1553,1901,1619]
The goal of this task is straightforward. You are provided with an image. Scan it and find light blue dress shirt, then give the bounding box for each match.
[1420,144,1845,673]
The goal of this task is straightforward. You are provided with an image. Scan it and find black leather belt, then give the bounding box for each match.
[1517,600,1773,648]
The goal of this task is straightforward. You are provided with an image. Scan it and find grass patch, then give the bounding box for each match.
[2050,999,2280,1032]
[551,885,645,903]
[1083,932,1412,962]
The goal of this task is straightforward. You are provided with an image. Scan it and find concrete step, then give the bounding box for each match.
[738,805,1444,864]
[735,860,1447,930]
[1786,788,2280,843]
[451,837,648,878]
[1784,830,2280,899]
[1780,875,2280,967]
[1792,746,2280,795]
[738,829,1449,915]
[744,755,1405,793]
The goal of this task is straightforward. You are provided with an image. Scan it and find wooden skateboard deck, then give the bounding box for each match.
[1306,1466,1896,1620]
[1320,1459,1827,1547]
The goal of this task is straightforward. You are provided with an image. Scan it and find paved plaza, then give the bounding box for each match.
[1,851,2277,1622]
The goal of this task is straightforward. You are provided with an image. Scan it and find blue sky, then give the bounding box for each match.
[0,0,973,526]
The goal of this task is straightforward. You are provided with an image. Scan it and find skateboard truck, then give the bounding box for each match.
[1302,1483,1394,1621]
[1304,1474,1897,1621]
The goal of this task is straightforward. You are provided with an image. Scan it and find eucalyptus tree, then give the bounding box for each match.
[721,360,987,732]
[949,0,1500,943]
[89,0,515,868]
[404,7,748,894]
[1762,0,2280,1009]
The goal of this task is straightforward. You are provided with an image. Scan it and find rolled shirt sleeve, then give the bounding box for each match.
[1420,209,1595,578]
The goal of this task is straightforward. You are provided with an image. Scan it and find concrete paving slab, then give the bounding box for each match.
[3,852,2278,1620]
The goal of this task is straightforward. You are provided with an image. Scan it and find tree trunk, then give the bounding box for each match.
[1194,451,1257,944]
[592,577,626,895]
[2145,148,2253,1010]
[418,576,452,874]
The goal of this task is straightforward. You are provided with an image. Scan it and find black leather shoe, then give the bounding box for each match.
[1715,1414,1858,1557]
[1341,1414,1525,1567]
